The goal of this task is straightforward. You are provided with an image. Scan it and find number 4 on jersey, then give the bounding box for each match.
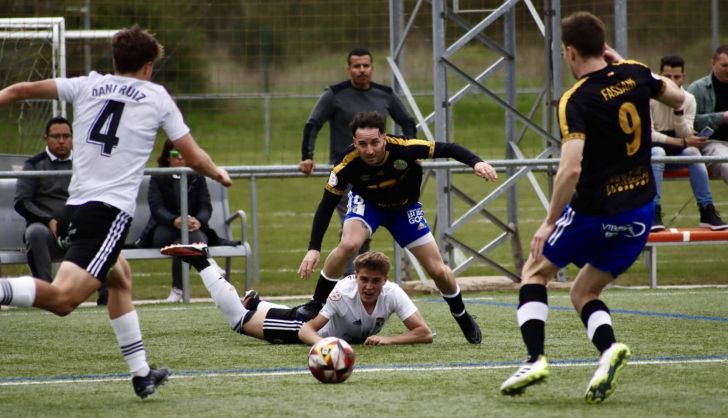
[89,100,125,156]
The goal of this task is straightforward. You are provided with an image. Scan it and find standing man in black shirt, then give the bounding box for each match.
[299,48,417,274]
[297,111,498,344]
[499,12,684,403]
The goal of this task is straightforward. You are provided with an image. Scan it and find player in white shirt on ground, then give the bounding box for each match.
[0,26,231,399]
[300,257,430,345]
[161,244,432,346]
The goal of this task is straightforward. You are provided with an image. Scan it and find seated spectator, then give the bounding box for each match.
[135,139,219,302]
[688,45,728,184]
[650,55,727,231]
[13,116,108,305]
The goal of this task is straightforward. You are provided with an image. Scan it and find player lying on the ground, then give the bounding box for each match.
[161,244,432,345]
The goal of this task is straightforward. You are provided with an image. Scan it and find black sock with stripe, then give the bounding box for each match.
[580,299,616,354]
[517,284,548,363]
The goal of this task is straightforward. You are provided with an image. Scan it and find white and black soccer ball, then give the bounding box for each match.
[307,337,356,383]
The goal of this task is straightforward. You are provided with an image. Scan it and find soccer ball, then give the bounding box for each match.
[307,337,356,383]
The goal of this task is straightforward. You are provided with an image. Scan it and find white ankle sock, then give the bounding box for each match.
[0,276,36,307]
[110,310,150,377]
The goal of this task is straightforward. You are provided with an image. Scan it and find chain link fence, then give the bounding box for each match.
[0,1,724,165]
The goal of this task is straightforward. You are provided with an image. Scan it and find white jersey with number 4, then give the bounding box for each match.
[319,275,418,344]
[55,71,189,215]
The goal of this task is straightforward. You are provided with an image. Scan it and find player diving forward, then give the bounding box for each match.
[161,244,432,346]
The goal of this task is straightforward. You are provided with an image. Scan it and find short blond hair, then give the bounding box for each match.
[353,251,390,276]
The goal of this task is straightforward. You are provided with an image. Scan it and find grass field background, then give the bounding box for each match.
[1,287,727,417]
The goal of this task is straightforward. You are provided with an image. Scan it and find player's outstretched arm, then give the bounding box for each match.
[363,311,433,345]
[298,314,329,345]
[433,142,497,181]
[299,190,340,279]
[0,80,58,106]
[173,134,232,187]
[656,75,685,110]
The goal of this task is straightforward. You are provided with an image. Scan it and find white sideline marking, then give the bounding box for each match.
[1,356,726,387]
[3,289,728,315]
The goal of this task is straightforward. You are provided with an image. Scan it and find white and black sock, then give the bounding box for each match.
[110,310,150,377]
[580,299,616,354]
[0,277,36,307]
[442,284,467,317]
[517,284,549,362]
[199,265,248,332]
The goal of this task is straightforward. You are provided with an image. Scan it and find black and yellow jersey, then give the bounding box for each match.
[327,135,480,209]
[306,135,483,250]
[559,60,665,216]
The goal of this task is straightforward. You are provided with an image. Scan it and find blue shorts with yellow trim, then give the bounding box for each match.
[543,201,654,277]
[344,191,431,248]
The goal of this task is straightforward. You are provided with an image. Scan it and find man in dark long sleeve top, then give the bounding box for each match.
[297,111,498,344]
[299,48,417,275]
[14,117,73,283]
[299,48,417,174]
[13,117,109,305]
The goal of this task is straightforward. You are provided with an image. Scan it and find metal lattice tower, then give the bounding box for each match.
[387,0,562,282]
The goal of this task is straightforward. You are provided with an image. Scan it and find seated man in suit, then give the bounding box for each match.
[13,116,108,305]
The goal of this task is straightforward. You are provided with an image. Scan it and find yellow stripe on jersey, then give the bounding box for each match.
[367,179,397,189]
[385,135,435,158]
[332,148,360,175]
[563,132,585,142]
[325,183,346,195]
[558,77,589,141]
[611,59,649,69]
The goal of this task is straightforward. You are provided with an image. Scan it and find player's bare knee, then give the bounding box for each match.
[107,263,132,291]
[337,240,361,257]
[569,287,599,310]
[49,296,81,317]
[425,263,450,282]
[107,276,131,292]
[52,305,76,317]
